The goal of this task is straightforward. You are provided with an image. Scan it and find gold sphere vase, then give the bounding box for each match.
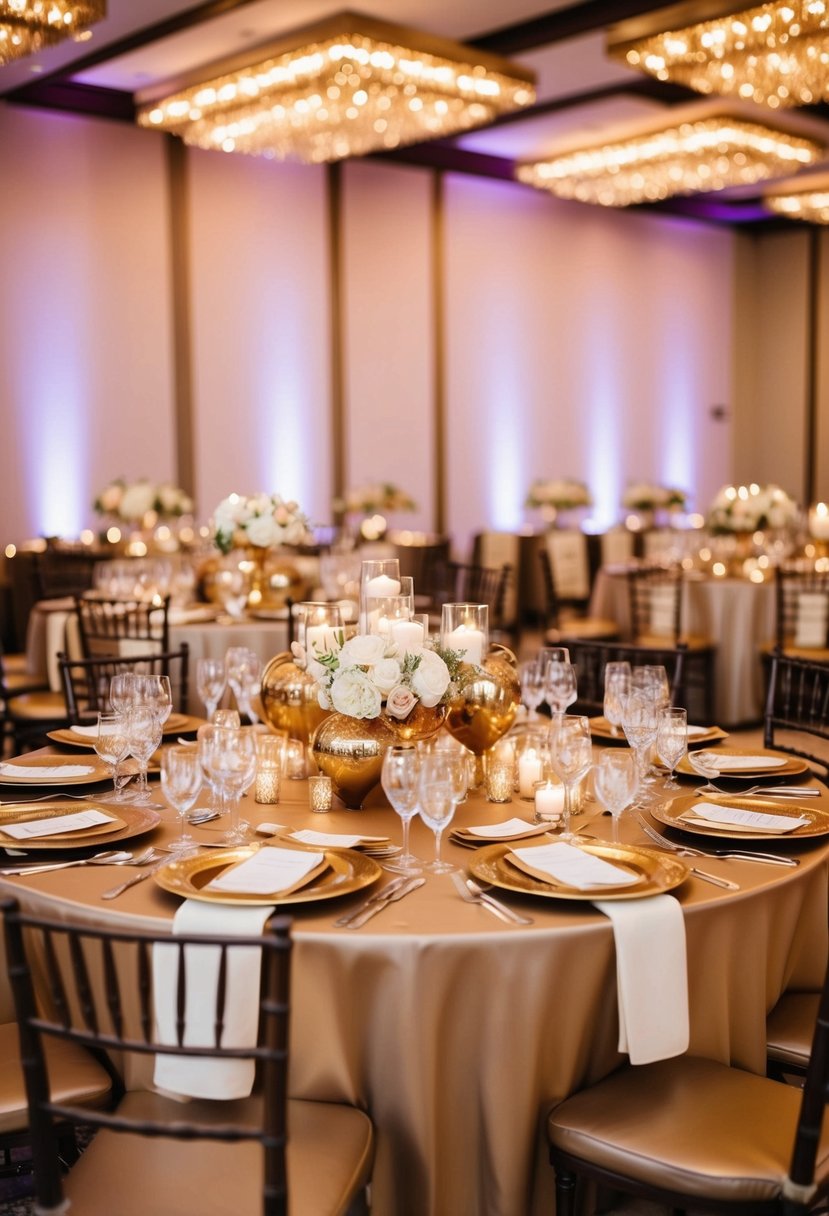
[444,649,521,778]
[259,652,330,742]
[310,713,398,810]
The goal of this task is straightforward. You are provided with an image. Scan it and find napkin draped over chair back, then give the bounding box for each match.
[0,896,374,1216]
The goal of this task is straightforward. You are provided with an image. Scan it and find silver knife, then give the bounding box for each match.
[336,876,425,929]
[690,867,740,890]
[101,860,168,900]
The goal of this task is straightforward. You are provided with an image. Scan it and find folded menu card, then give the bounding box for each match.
[692,752,787,771]
[459,818,550,841]
[205,846,326,896]
[0,808,117,840]
[681,802,809,834]
[286,829,389,848]
[0,763,96,779]
[508,841,640,889]
[153,901,274,1100]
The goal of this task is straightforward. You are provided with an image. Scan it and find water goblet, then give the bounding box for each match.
[198,725,258,844]
[519,659,546,721]
[213,709,241,728]
[93,712,130,800]
[124,704,163,805]
[603,661,631,737]
[548,714,593,840]
[381,745,422,872]
[109,672,138,716]
[226,647,262,723]
[621,690,659,805]
[545,661,578,716]
[136,674,173,726]
[161,746,203,852]
[656,706,688,791]
[593,750,639,843]
[196,657,227,722]
[417,753,458,874]
[631,665,670,710]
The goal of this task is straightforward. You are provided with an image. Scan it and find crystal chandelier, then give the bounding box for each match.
[0,0,105,65]
[137,12,536,164]
[516,114,822,207]
[607,0,829,109]
[766,183,829,219]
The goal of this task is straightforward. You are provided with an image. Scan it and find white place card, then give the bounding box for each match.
[509,841,640,889]
[681,802,809,834]
[0,809,116,840]
[206,847,325,895]
[0,763,96,779]
[465,818,542,839]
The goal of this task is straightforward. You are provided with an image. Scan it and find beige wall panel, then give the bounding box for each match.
[0,103,174,544]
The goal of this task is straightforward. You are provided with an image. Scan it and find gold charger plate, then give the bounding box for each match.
[0,755,111,786]
[0,802,160,850]
[468,841,689,902]
[653,794,829,841]
[154,844,382,907]
[589,717,727,747]
[48,713,204,749]
[677,748,807,780]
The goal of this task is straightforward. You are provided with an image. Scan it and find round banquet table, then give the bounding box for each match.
[0,749,826,1216]
[590,567,777,727]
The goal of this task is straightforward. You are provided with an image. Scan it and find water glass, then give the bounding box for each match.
[93,712,129,800]
[548,714,592,839]
[519,659,546,721]
[161,746,203,851]
[196,657,227,721]
[124,705,163,804]
[381,745,422,872]
[656,706,688,790]
[225,647,262,724]
[545,661,578,715]
[621,691,659,805]
[603,661,631,737]
[109,673,138,715]
[594,750,639,842]
[417,753,458,874]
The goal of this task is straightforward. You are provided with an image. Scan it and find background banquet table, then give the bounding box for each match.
[0,754,825,1216]
[590,567,777,726]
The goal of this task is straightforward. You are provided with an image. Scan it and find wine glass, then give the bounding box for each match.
[93,712,130,800]
[135,674,172,726]
[417,753,458,874]
[656,706,688,791]
[631,665,670,709]
[594,750,639,842]
[225,647,262,723]
[381,745,422,872]
[545,661,578,715]
[519,659,546,721]
[198,725,257,844]
[109,672,138,715]
[124,704,163,804]
[621,690,660,806]
[161,746,203,852]
[603,661,631,737]
[196,657,226,721]
[548,714,593,840]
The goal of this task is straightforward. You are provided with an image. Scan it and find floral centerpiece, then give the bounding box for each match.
[212,493,311,555]
[707,483,799,534]
[622,483,687,512]
[94,478,193,522]
[525,478,592,511]
[333,482,417,518]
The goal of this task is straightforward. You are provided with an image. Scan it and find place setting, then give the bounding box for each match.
[653,792,829,842]
[0,800,162,852]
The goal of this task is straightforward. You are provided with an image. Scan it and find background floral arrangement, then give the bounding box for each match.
[94,478,193,521]
[707,483,799,533]
[213,492,311,555]
[301,632,457,722]
[525,478,592,510]
[334,482,417,516]
[622,483,687,511]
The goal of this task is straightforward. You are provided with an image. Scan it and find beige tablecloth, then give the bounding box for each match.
[590,568,777,726]
[0,756,825,1216]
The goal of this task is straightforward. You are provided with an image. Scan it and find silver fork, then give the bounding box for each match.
[451,872,534,925]
[636,814,794,868]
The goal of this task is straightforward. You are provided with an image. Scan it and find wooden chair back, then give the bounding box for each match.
[75,595,171,659]
[57,643,190,724]
[564,639,687,716]
[775,566,829,653]
[1,897,293,1216]
[763,649,829,785]
[626,564,683,644]
[421,559,512,635]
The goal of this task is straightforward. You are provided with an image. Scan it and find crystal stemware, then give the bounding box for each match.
[548,714,593,840]
[196,656,226,722]
[161,745,203,852]
[124,704,163,805]
[417,753,458,874]
[603,661,631,737]
[519,658,547,721]
[545,660,578,716]
[93,712,130,800]
[381,745,422,872]
[225,647,262,724]
[621,690,660,806]
[593,749,639,843]
[656,706,688,791]
[197,724,257,844]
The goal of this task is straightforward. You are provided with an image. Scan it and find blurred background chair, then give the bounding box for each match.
[774,565,829,659]
[75,594,170,659]
[420,558,514,647]
[563,639,688,719]
[58,644,190,726]
[763,649,829,786]
[538,549,619,646]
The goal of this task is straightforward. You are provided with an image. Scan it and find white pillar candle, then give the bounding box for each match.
[365,574,401,597]
[518,749,543,798]
[390,619,424,656]
[810,504,829,540]
[305,624,338,658]
[445,625,485,666]
[534,781,565,821]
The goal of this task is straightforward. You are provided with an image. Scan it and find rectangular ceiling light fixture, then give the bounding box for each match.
[137,10,536,163]
[0,0,105,65]
[515,115,822,206]
[607,0,829,109]
[766,183,829,219]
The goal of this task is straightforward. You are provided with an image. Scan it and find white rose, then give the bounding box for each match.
[245,513,280,547]
[330,668,382,719]
[338,634,387,668]
[372,657,402,695]
[214,496,239,533]
[410,649,450,708]
[119,481,156,520]
[248,493,273,518]
[99,484,122,513]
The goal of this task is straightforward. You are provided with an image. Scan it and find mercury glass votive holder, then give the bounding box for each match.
[255,769,281,805]
[309,774,333,813]
[485,763,514,803]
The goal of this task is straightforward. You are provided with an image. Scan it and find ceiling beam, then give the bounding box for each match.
[471,0,690,54]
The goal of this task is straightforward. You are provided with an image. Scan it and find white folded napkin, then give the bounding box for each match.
[462,818,548,840]
[692,752,787,772]
[0,808,116,840]
[287,829,387,848]
[0,763,96,779]
[67,724,101,739]
[509,841,640,888]
[687,725,712,738]
[593,895,689,1065]
[681,802,809,834]
[206,846,324,895]
[152,901,274,1100]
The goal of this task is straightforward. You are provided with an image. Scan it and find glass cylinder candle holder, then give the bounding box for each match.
[308,774,333,813]
[371,594,412,638]
[534,778,566,825]
[485,738,514,803]
[440,603,488,667]
[254,734,285,805]
[360,558,401,634]
[514,730,549,800]
[296,602,343,666]
[285,738,308,780]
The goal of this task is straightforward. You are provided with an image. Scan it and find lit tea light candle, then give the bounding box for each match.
[810,503,829,541]
[534,780,565,823]
[444,624,485,666]
[518,747,543,799]
[309,775,333,812]
[305,623,339,659]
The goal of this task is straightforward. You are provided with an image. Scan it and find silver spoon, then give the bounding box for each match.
[0,848,154,876]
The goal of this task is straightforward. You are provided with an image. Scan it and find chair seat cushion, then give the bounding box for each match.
[3,671,49,696]
[549,619,619,641]
[60,1088,373,1216]
[548,1056,829,1205]
[0,1022,113,1134]
[6,690,66,721]
[767,991,820,1069]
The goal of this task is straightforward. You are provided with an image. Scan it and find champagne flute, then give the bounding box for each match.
[594,750,639,843]
[124,705,163,804]
[381,745,422,872]
[656,706,688,791]
[161,746,203,852]
[93,712,130,800]
[196,657,226,721]
[603,661,631,737]
[548,714,593,840]
[417,753,458,874]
